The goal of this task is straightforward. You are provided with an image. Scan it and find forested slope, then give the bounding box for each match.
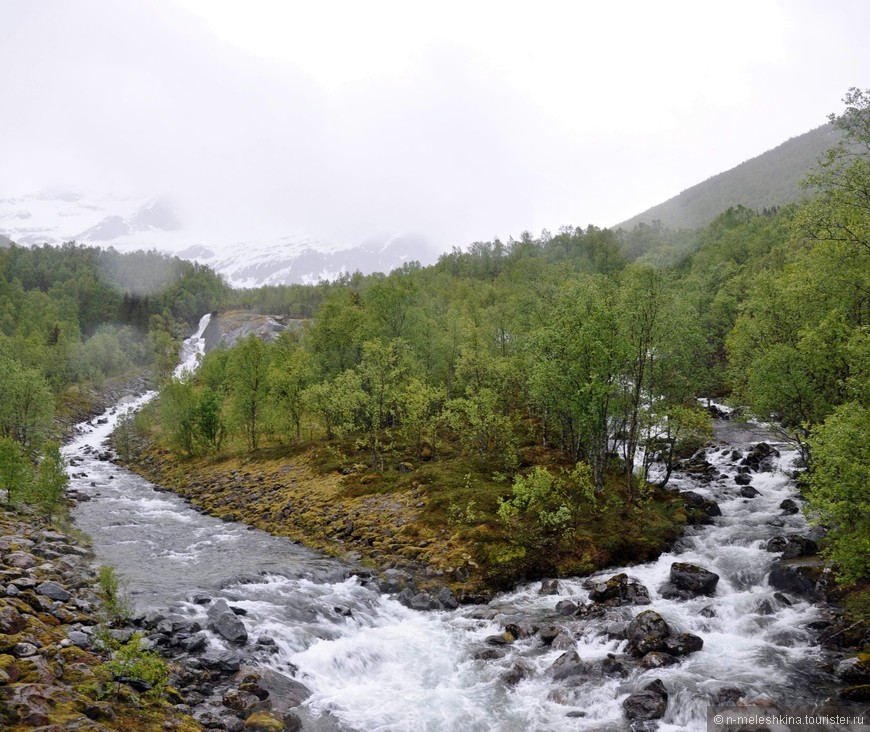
[127,90,869,599]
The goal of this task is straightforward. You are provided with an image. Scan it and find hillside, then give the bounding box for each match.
[617,123,841,231]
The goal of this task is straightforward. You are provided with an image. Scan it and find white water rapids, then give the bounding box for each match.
[63,316,842,731]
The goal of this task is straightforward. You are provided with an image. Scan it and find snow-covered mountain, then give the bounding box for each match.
[0,190,439,286]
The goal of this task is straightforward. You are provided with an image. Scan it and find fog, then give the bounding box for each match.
[2,0,869,252]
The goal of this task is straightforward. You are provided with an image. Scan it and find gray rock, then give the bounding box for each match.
[836,656,870,683]
[768,559,829,602]
[6,552,37,569]
[549,650,586,681]
[640,651,678,668]
[661,632,704,656]
[555,599,578,616]
[208,599,248,645]
[68,630,90,647]
[626,610,671,656]
[37,581,71,602]
[780,498,800,515]
[409,592,436,611]
[12,642,39,657]
[623,678,668,721]
[588,573,651,606]
[662,562,719,598]
[437,586,459,610]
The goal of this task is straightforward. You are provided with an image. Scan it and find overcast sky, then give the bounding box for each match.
[2,0,868,250]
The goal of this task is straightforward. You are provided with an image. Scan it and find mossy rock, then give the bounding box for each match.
[245,710,285,730]
[0,653,20,684]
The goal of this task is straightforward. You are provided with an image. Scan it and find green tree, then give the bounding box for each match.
[226,334,271,450]
[158,376,198,456]
[267,333,312,441]
[0,357,54,454]
[194,387,225,453]
[31,442,68,520]
[797,87,870,255]
[804,402,870,583]
[0,436,32,505]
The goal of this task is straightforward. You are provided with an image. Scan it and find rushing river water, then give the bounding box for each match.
[63,316,843,731]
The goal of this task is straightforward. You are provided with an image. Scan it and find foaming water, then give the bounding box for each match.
[66,322,839,731]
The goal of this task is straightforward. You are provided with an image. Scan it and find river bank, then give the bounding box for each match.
[0,504,202,731]
[114,427,696,604]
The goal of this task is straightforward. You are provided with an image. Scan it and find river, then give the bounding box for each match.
[63,316,842,731]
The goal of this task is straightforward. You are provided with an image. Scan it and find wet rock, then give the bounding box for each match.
[766,535,818,558]
[623,678,668,722]
[182,632,209,652]
[661,562,719,599]
[502,660,533,686]
[409,591,436,611]
[640,651,678,668]
[555,599,578,616]
[838,685,870,703]
[473,648,504,660]
[626,610,671,656]
[224,688,265,717]
[661,632,704,656]
[235,666,311,712]
[780,498,800,515]
[680,491,722,524]
[539,579,559,595]
[605,621,628,640]
[601,654,629,677]
[538,625,564,645]
[588,573,651,606]
[773,592,792,606]
[699,605,716,618]
[743,442,780,472]
[835,656,870,684]
[551,633,575,651]
[734,473,753,486]
[549,650,586,681]
[739,485,761,498]
[437,586,459,610]
[713,686,745,705]
[768,559,830,602]
[208,599,248,645]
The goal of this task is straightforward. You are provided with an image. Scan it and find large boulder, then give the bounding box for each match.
[743,442,780,472]
[661,632,704,657]
[768,559,830,602]
[623,679,669,722]
[626,610,671,656]
[766,535,819,559]
[661,563,719,599]
[208,599,248,645]
[549,650,586,681]
[588,573,651,606]
[680,491,722,525]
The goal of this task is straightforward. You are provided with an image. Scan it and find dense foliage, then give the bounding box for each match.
[0,243,230,513]
[146,90,869,586]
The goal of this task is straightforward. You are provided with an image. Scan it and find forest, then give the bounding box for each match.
[1,90,867,595]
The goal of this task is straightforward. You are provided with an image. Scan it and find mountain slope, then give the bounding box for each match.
[617,123,841,231]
